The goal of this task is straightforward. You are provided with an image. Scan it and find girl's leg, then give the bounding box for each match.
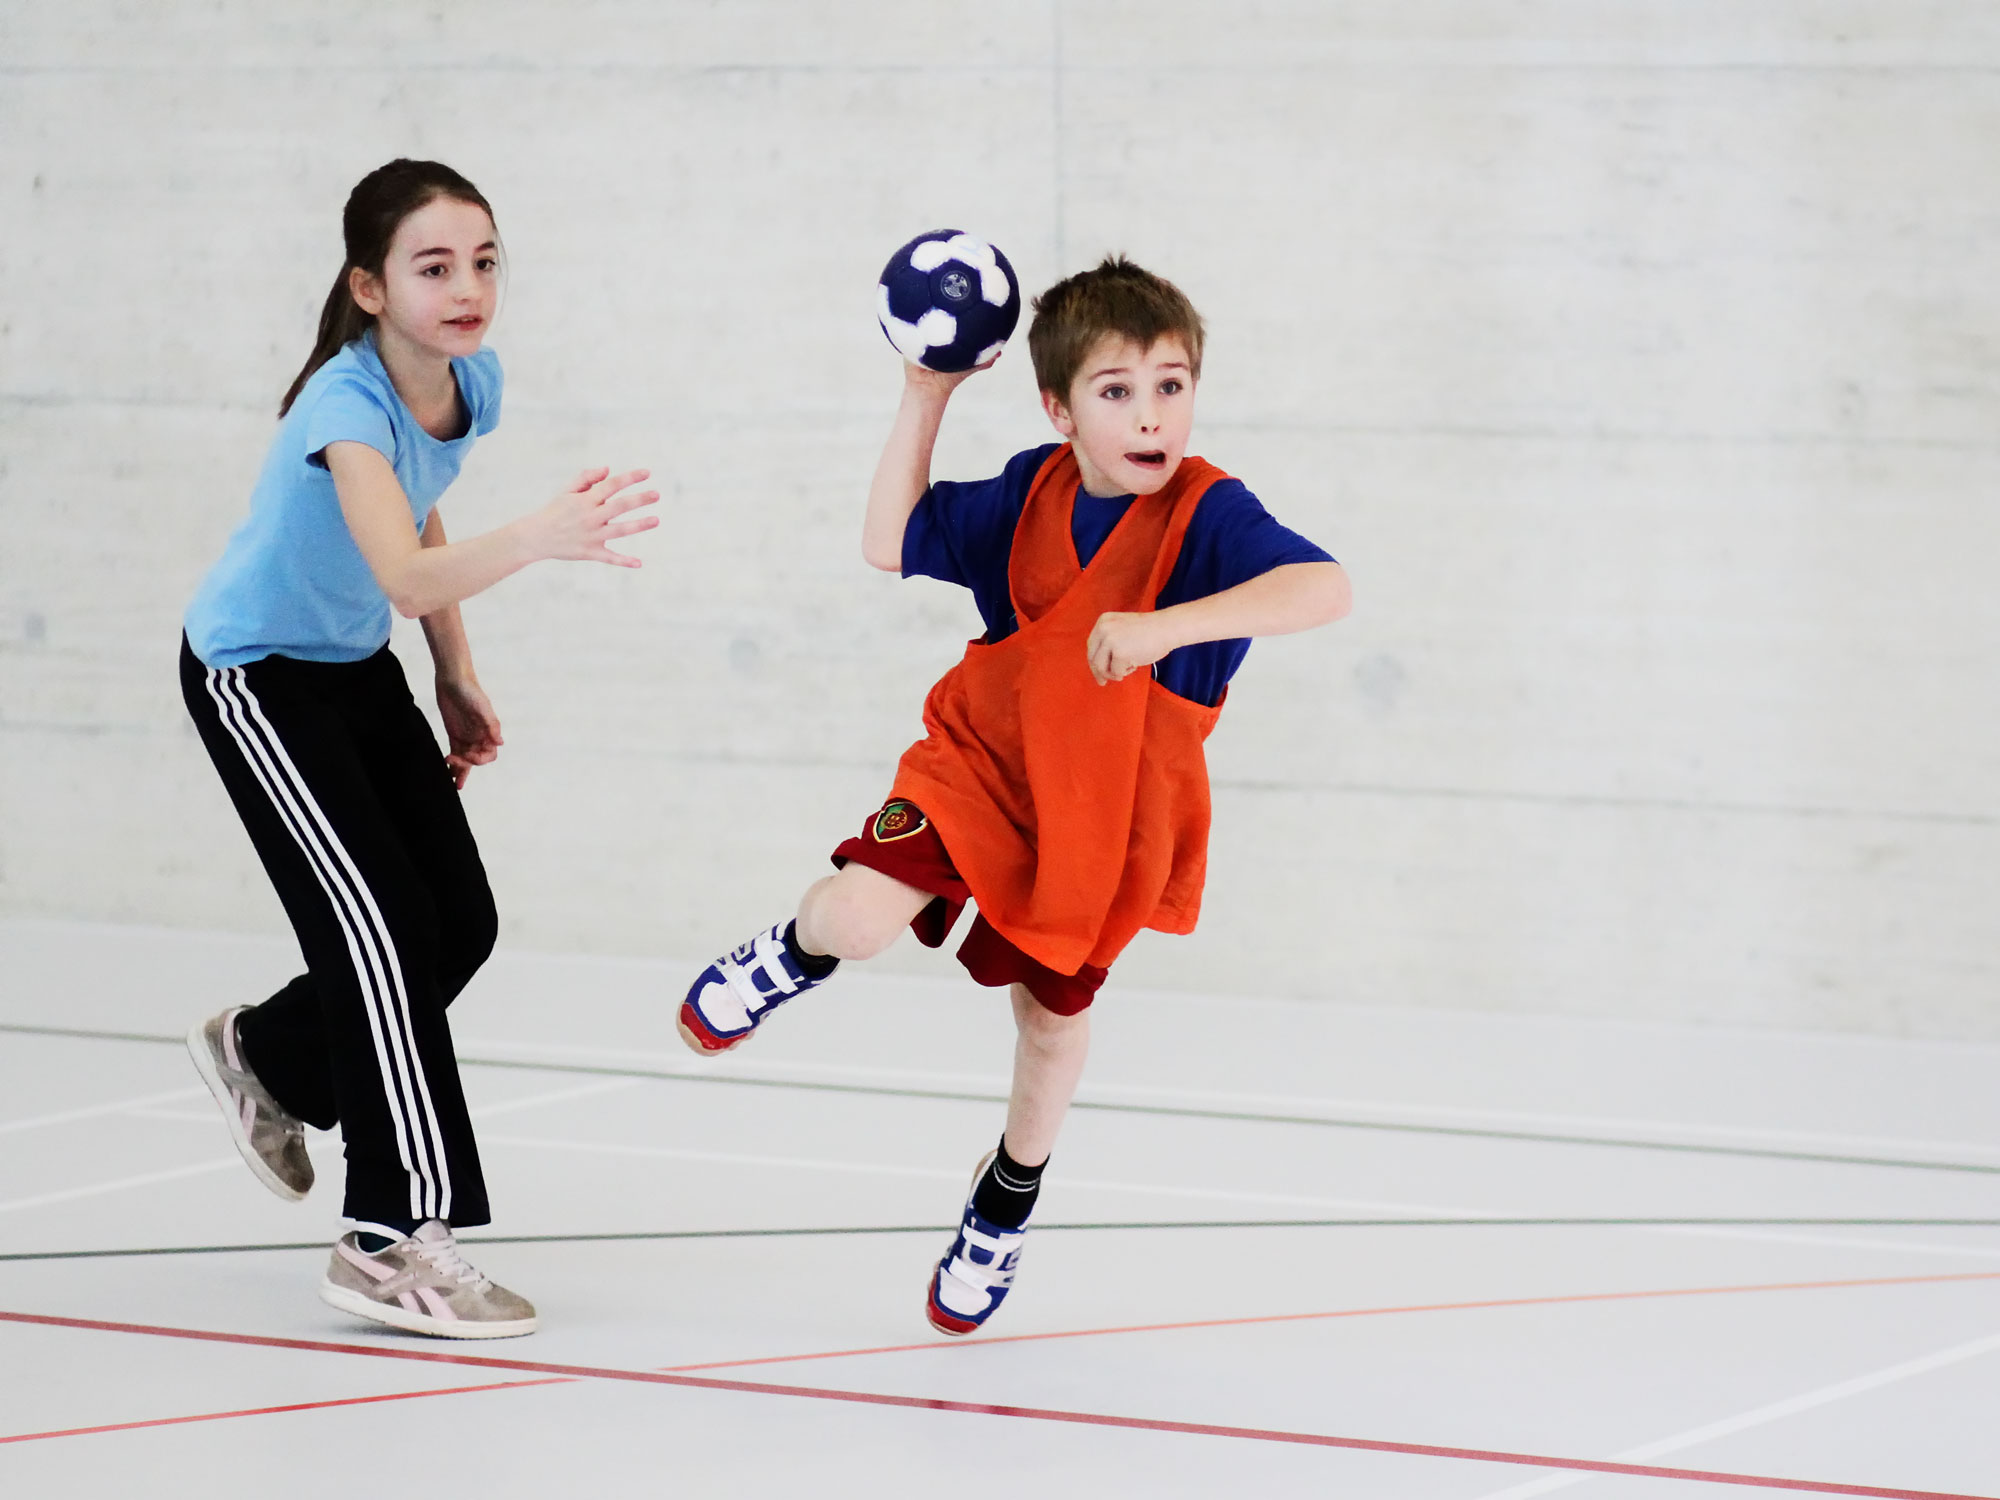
[360,680,498,1008]
[183,644,491,1229]
[1000,982,1090,1166]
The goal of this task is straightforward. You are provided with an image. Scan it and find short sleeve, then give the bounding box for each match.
[1161,479,1334,605]
[459,347,504,437]
[902,443,1057,590]
[302,373,398,470]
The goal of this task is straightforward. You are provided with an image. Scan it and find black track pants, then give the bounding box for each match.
[180,636,495,1227]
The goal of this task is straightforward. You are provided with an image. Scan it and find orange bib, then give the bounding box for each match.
[891,445,1229,976]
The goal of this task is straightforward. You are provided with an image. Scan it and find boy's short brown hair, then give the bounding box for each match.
[1028,255,1205,402]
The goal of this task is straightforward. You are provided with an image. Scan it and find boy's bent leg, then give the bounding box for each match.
[679,807,948,1056]
[795,862,933,961]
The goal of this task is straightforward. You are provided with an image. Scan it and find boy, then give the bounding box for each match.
[679,255,1350,1334]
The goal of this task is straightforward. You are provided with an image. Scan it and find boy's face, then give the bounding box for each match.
[1042,334,1196,498]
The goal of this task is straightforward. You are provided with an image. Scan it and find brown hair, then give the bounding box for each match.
[279,159,496,416]
[1027,254,1205,402]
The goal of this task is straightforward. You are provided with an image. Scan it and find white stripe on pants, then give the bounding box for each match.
[204,666,452,1220]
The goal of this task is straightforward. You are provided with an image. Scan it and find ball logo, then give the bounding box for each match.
[938,269,972,303]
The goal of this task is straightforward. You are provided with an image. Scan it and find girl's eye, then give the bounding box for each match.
[477,257,498,272]
[422,264,446,276]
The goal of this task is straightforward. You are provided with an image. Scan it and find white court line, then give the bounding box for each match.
[470,1078,640,1119]
[471,1135,1633,1220]
[130,1079,637,1129]
[1467,1328,2000,1500]
[0,1087,205,1137]
[0,1081,639,1218]
[478,1133,1475,1215]
[454,1039,2000,1161]
[0,1158,251,1217]
[476,1132,2000,1259]
[1658,1223,2000,1263]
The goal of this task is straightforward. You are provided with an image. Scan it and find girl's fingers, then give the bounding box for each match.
[590,468,651,501]
[572,465,611,492]
[603,516,660,539]
[600,489,661,517]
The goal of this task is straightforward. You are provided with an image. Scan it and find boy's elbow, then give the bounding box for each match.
[1311,562,1351,625]
[1325,568,1352,623]
[861,540,903,574]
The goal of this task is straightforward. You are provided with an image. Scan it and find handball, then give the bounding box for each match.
[876,229,1021,372]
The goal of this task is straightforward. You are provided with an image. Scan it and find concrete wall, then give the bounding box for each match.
[4,3,1996,1038]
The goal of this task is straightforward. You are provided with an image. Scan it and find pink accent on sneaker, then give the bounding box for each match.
[336,1241,398,1283]
[414,1286,456,1320]
[220,1011,243,1072]
[240,1096,256,1135]
[397,1291,423,1313]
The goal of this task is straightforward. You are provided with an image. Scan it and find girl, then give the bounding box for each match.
[181,158,655,1339]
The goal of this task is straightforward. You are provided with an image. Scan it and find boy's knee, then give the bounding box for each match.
[801,873,910,961]
[1015,990,1088,1047]
[813,891,900,960]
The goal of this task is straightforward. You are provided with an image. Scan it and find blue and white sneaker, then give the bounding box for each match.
[926,1152,1027,1335]
[678,923,834,1054]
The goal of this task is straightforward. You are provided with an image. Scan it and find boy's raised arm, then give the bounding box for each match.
[861,362,985,572]
[1086,559,1351,686]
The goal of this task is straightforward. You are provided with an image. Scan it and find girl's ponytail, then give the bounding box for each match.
[281,270,376,417]
[277,158,496,418]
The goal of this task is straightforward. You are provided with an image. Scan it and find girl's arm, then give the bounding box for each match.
[861,362,985,573]
[325,443,658,619]
[416,510,502,788]
[1086,561,1351,686]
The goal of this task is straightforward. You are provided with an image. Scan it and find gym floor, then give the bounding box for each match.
[3,917,1997,1498]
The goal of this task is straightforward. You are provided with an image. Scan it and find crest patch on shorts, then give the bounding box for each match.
[871,800,929,843]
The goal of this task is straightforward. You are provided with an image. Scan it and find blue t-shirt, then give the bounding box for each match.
[184,333,503,668]
[902,443,1333,706]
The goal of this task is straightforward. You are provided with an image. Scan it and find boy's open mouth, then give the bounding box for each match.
[446,316,484,329]
[1127,451,1167,469]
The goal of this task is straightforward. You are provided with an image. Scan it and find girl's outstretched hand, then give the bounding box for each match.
[531,467,661,567]
[437,674,504,789]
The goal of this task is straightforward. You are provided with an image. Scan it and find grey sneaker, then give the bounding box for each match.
[320,1221,538,1339]
[186,1008,313,1202]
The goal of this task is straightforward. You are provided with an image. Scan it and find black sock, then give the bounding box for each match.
[970,1138,1046,1229]
[353,1218,421,1253]
[783,919,839,980]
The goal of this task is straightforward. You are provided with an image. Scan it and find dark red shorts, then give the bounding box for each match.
[831,798,1108,1017]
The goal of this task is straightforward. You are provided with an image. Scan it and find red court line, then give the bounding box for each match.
[1,1307,1993,1498]
[0,1377,562,1445]
[661,1267,2000,1374]
[5,1269,1997,1450]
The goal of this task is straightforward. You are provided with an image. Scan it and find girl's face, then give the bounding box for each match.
[349,196,499,361]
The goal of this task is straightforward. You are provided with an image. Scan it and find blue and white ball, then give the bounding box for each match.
[876,229,1021,372]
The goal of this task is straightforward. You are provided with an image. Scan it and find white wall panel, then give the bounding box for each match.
[3,2,1994,1038]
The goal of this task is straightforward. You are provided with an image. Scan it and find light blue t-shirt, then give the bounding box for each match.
[185,332,503,668]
